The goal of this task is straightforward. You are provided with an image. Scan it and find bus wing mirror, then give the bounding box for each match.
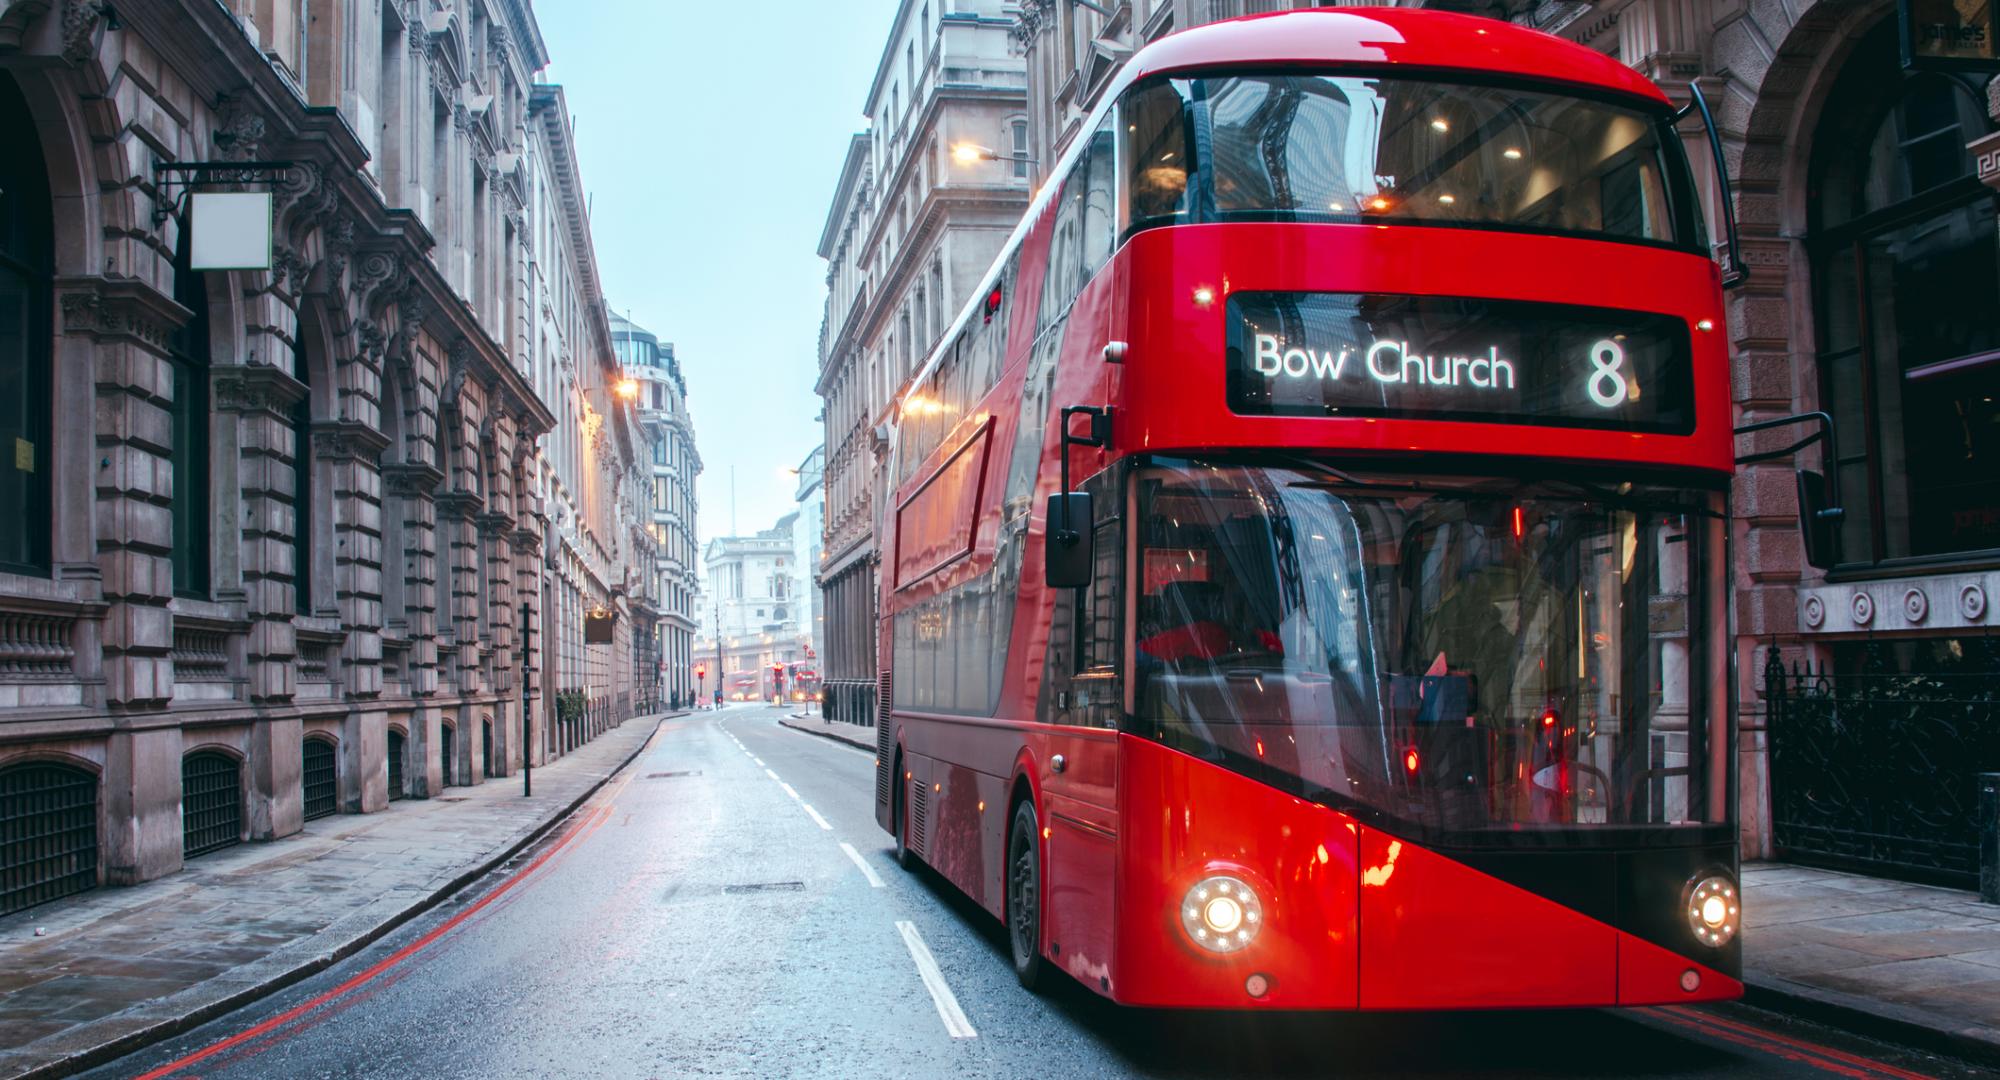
[1795,469,1843,570]
[1045,492,1094,589]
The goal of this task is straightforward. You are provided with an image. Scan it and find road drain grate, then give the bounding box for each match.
[645,770,701,779]
[723,881,806,894]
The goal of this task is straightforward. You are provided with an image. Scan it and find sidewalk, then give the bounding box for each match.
[778,710,875,752]
[0,713,678,1080]
[1743,861,2000,1065]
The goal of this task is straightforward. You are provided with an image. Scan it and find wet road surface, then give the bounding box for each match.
[92,704,1991,1079]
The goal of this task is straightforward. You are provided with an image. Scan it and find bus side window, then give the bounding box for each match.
[1039,173,1082,335]
[1078,123,1117,282]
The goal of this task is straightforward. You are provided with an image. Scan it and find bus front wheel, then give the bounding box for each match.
[1007,800,1047,992]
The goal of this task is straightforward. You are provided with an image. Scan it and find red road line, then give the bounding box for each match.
[1644,1007,1938,1080]
[132,801,615,1080]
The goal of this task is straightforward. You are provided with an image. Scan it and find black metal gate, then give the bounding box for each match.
[0,762,98,916]
[302,737,336,821]
[482,719,493,778]
[440,725,455,788]
[182,751,242,859]
[387,729,406,801]
[1766,646,2000,889]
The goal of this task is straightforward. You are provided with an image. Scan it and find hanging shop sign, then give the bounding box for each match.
[1900,0,2000,69]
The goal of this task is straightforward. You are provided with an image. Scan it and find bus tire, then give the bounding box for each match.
[1007,799,1048,992]
[893,758,917,871]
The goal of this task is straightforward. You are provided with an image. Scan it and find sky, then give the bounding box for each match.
[536,1,897,545]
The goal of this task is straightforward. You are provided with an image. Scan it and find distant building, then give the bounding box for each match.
[699,525,804,698]
[612,312,702,709]
[792,447,826,659]
[814,0,1028,724]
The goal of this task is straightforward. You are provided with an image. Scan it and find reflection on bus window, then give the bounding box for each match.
[1133,461,1725,844]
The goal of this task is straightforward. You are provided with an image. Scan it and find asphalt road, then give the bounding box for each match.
[93,704,1990,1079]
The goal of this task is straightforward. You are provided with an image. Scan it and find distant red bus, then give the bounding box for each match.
[726,671,761,702]
[875,9,1760,1011]
[785,662,822,704]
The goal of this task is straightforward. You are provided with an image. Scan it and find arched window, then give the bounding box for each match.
[0,74,53,576]
[1811,19,2000,565]
[292,323,313,614]
[169,234,213,597]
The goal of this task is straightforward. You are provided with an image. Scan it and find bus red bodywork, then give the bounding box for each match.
[874,8,1741,1011]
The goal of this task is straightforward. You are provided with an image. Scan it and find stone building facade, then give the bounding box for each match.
[813,0,1029,725]
[613,311,702,711]
[697,525,806,701]
[1013,0,2000,877]
[0,0,650,916]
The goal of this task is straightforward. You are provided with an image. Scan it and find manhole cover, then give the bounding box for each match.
[723,881,806,894]
[645,770,700,779]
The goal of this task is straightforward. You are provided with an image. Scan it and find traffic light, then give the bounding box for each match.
[695,664,707,681]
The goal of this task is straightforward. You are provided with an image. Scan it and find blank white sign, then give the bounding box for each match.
[189,191,273,271]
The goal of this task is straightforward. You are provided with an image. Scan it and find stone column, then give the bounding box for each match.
[63,279,184,712]
[245,713,304,841]
[100,726,184,885]
[212,364,309,705]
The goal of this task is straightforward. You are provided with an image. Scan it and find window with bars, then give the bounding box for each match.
[0,762,97,916]
[181,751,242,858]
[302,737,337,821]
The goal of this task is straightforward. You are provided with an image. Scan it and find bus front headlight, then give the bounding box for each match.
[1182,875,1262,953]
[1687,875,1739,947]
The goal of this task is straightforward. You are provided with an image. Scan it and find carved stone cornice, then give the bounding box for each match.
[213,92,269,162]
[508,528,542,555]
[381,461,446,499]
[311,420,392,461]
[212,363,309,417]
[434,490,483,520]
[475,510,512,534]
[60,0,103,65]
[56,277,189,350]
[350,249,400,310]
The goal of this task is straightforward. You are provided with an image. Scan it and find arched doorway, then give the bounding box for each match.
[0,760,97,915]
[0,73,53,576]
[181,751,242,858]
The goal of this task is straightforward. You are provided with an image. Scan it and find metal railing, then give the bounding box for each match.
[822,678,876,728]
[1765,645,2000,892]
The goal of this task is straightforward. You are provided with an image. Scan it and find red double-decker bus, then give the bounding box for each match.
[875,8,1757,1010]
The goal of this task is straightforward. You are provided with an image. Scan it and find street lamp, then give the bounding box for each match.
[615,376,640,401]
[949,143,1037,168]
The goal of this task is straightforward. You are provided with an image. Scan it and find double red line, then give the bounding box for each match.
[133,798,619,1080]
[1644,1005,1941,1080]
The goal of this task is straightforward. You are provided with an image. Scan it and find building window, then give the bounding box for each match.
[170,236,212,598]
[0,75,53,577]
[292,334,313,614]
[1012,118,1029,178]
[1811,19,2000,565]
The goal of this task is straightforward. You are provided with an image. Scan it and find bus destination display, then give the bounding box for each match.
[1225,292,1695,432]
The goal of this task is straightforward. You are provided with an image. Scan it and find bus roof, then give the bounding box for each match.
[1125,8,1672,107]
[896,8,1675,429]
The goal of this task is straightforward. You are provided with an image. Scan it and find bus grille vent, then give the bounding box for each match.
[874,712,894,809]
[910,778,929,856]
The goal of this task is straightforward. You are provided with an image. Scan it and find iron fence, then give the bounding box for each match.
[1765,644,2000,889]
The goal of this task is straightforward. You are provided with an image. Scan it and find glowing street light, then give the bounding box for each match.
[615,376,640,400]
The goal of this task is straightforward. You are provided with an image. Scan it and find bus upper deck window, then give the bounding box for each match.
[1123,80,1194,231]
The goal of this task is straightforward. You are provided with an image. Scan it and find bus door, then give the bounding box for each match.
[1037,466,1124,988]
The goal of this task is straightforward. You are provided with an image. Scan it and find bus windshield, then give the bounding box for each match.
[1123,73,1703,249]
[1131,461,1726,846]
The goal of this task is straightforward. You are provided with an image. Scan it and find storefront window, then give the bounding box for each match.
[1812,20,2000,564]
